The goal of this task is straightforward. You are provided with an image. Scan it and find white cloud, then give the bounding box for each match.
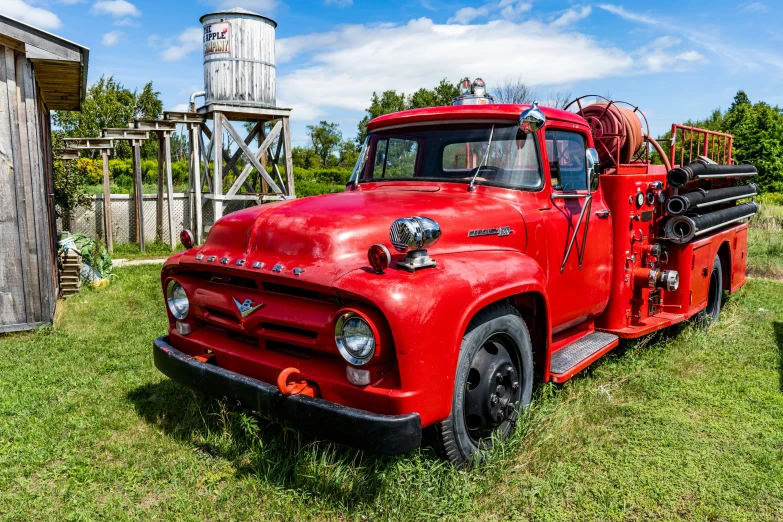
[161,27,202,62]
[207,0,278,11]
[634,37,704,72]
[448,0,530,24]
[325,0,353,6]
[0,0,62,29]
[92,0,141,18]
[276,17,640,120]
[499,0,532,20]
[102,30,123,46]
[169,103,189,112]
[742,2,767,12]
[551,5,592,28]
[448,5,492,24]
[599,3,783,73]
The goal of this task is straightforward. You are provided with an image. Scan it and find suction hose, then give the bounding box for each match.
[667,161,758,188]
[666,183,758,216]
[664,202,759,244]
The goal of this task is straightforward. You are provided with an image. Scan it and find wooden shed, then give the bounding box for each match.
[0,15,88,333]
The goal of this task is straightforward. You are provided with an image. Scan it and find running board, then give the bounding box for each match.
[549,331,619,382]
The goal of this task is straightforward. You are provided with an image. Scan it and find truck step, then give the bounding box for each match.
[550,331,619,377]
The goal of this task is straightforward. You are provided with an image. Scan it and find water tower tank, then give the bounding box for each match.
[200,8,276,108]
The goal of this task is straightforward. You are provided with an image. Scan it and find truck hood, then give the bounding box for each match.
[181,187,526,285]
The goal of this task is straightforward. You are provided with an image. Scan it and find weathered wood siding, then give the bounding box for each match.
[202,12,276,107]
[0,43,56,330]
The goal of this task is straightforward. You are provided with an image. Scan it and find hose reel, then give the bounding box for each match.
[565,95,647,168]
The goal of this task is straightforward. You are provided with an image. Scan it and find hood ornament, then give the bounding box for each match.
[233,297,263,319]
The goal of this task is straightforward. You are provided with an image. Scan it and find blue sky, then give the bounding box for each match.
[2,0,782,145]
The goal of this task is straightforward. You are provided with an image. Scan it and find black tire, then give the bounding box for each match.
[697,254,723,327]
[429,302,534,466]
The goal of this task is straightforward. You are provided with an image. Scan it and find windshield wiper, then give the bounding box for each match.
[468,125,494,192]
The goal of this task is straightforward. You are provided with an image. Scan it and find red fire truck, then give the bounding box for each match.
[153,83,758,465]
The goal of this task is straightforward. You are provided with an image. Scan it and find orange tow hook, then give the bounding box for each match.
[277,367,320,398]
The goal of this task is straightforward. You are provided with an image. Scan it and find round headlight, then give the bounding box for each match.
[335,312,376,365]
[166,280,189,319]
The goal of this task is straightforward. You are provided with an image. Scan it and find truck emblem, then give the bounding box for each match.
[233,298,263,318]
[468,227,512,238]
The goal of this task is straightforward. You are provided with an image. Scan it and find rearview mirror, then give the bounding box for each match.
[586,148,601,191]
[520,101,546,134]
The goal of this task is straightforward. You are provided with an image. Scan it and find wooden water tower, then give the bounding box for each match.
[182,7,294,244]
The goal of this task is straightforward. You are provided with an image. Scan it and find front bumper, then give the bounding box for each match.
[153,336,422,454]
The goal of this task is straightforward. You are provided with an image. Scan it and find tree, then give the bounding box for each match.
[357,79,462,143]
[51,132,92,226]
[337,140,359,168]
[291,146,320,170]
[307,121,342,167]
[492,77,571,108]
[493,77,537,104]
[723,91,783,193]
[136,82,163,159]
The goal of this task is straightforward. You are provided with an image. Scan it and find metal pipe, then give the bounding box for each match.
[189,91,206,112]
[693,212,757,237]
[559,195,593,272]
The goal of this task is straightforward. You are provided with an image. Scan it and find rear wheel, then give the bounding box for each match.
[697,254,723,327]
[429,303,533,466]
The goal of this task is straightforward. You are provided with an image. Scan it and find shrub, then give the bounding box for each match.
[76,158,103,185]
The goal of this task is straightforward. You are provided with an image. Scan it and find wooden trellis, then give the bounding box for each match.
[101,128,149,251]
[61,137,115,252]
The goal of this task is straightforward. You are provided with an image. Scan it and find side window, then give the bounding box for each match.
[545,130,587,191]
[371,138,419,179]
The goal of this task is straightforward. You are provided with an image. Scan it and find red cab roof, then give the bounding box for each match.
[365,103,587,132]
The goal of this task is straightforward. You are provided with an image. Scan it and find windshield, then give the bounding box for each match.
[355,123,542,189]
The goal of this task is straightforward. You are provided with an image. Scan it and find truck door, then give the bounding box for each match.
[541,128,613,332]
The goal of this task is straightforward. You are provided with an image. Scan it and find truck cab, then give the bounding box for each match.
[154,93,753,465]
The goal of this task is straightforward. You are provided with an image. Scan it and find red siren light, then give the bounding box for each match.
[180,229,195,249]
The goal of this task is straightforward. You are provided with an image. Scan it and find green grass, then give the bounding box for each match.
[112,241,183,261]
[1,265,782,520]
[748,202,783,279]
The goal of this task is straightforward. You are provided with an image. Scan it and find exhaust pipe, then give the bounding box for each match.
[665,202,759,244]
[666,183,758,216]
[668,162,757,188]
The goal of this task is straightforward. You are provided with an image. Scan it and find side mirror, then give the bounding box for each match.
[586,148,601,191]
[520,101,546,134]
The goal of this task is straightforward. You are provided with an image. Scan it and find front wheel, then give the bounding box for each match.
[429,303,533,466]
[697,254,723,327]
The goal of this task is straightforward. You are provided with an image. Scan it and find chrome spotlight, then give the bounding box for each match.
[389,216,441,271]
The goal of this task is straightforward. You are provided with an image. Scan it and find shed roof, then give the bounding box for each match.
[0,14,89,111]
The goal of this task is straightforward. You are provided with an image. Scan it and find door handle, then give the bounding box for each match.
[595,209,611,218]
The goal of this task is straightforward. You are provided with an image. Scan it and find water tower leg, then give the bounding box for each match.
[212,112,223,220]
[259,121,268,194]
[101,150,113,254]
[156,132,164,239]
[282,116,295,198]
[190,123,202,244]
[164,130,176,249]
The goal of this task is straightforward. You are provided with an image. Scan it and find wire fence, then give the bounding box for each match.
[57,194,256,245]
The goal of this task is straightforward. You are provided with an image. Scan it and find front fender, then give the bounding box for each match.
[334,250,549,426]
